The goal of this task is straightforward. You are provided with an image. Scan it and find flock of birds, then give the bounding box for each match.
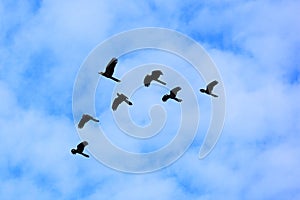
[71,57,219,158]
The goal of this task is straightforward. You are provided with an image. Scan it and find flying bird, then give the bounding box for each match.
[78,114,99,129]
[144,70,166,87]
[98,57,121,82]
[71,141,89,158]
[200,80,219,97]
[112,93,133,111]
[162,86,182,102]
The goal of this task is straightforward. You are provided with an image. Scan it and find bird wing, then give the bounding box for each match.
[82,141,88,147]
[104,58,118,76]
[77,141,88,152]
[152,70,163,79]
[206,80,218,93]
[170,86,182,96]
[118,93,128,100]
[112,95,123,111]
[77,118,86,128]
[78,114,91,128]
[144,74,152,86]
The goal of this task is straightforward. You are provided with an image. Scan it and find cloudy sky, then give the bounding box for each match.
[1,0,300,199]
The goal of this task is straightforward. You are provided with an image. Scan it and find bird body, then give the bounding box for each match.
[162,86,182,102]
[144,70,166,87]
[71,141,89,158]
[112,93,133,111]
[98,57,121,82]
[200,80,218,97]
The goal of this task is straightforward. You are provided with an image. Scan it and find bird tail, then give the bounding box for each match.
[111,77,121,82]
[211,93,218,97]
[174,98,182,102]
[80,153,90,158]
[155,79,166,85]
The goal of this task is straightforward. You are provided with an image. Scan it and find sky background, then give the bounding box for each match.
[1,0,300,199]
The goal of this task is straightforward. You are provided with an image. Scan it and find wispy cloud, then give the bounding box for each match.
[1,0,300,199]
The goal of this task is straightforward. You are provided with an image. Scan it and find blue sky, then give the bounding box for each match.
[1,0,300,199]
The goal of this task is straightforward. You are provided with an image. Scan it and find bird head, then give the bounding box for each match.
[200,89,206,93]
[162,95,168,102]
[71,149,77,154]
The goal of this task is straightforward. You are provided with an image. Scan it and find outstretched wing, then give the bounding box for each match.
[81,141,88,147]
[76,141,89,152]
[170,86,181,96]
[206,80,218,93]
[104,57,118,76]
[78,114,92,128]
[143,74,152,86]
[151,70,163,79]
[112,96,123,111]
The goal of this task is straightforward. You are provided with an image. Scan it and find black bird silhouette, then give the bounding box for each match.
[112,93,133,111]
[144,70,166,87]
[98,57,121,82]
[71,141,89,158]
[162,86,182,102]
[200,80,219,97]
[78,114,99,129]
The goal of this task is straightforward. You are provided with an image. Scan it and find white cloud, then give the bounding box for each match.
[1,0,300,199]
